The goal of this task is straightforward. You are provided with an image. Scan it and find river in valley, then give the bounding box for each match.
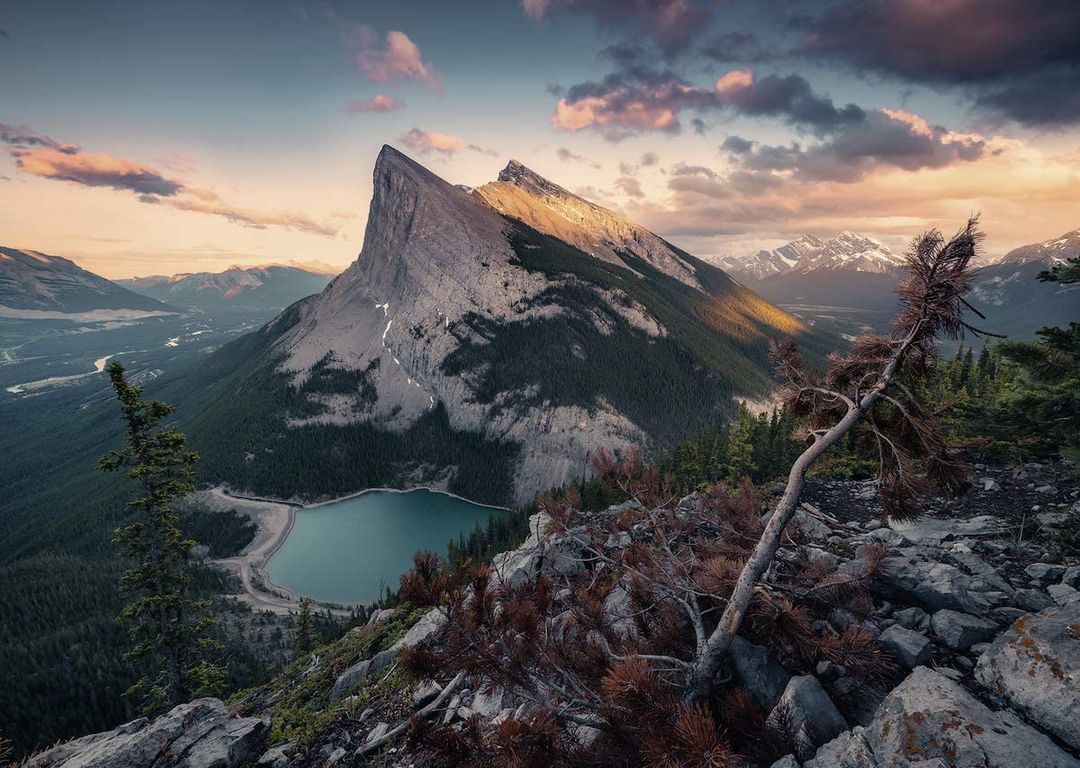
[265,489,503,605]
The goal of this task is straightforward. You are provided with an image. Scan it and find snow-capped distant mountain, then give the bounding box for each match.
[965,228,1078,341]
[716,235,824,281]
[718,232,903,284]
[790,231,904,275]
[119,264,334,309]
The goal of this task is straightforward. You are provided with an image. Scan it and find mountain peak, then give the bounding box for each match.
[497,160,572,200]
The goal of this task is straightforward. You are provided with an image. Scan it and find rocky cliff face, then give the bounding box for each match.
[197,146,825,504]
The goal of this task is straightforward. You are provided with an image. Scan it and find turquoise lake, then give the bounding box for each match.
[266,489,501,605]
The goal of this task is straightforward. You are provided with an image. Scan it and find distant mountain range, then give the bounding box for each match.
[717,228,1077,342]
[717,231,904,283]
[967,229,1079,341]
[119,263,336,310]
[0,247,177,319]
[165,146,831,505]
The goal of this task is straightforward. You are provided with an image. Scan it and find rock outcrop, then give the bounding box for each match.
[976,604,1080,751]
[26,699,268,768]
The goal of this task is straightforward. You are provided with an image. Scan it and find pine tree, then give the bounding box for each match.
[724,403,756,482]
[295,598,315,658]
[99,362,223,713]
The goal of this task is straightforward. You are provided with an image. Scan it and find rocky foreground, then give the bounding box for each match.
[28,462,1080,767]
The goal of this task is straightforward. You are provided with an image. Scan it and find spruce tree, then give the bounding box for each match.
[724,403,756,482]
[295,598,316,657]
[99,362,223,713]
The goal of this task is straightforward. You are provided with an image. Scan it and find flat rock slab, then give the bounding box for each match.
[865,666,1080,768]
[975,604,1080,751]
[887,516,1005,547]
[26,698,269,768]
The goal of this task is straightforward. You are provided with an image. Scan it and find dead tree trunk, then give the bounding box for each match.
[684,333,915,701]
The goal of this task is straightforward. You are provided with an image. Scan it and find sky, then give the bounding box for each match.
[1,0,1079,278]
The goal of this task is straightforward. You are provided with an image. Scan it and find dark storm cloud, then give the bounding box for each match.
[522,0,713,56]
[714,71,864,135]
[700,31,761,63]
[722,109,988,184]
[721,135,753,154]
[553,66,864,140]
[801,0,1080,126]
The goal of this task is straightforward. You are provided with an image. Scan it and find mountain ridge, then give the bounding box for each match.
[118,264,334,309]
[0,246,178,317]
[168,145,830,505]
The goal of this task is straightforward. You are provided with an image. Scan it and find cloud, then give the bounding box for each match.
[711,69,865,134]
[349,27,441,91]
[615,176,644,197]
[11,148,183,196]
[552,66,863,140]
[399,128,495,156]
[640,151,659,166]
[556,147,601,168]
[701,32,762,63]
[522,0,713,55]
[1,123,80,154]
[6,126,338,236]
[152,189,338,236]
[800,0,1080,126]
[345,94,405,114]
[722,109,988,184]
[551,68,716,140]
[721,135,753,154]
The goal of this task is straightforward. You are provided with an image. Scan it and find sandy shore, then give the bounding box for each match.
[193,487,313,615]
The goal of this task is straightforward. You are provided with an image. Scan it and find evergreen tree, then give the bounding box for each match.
[294,598,315,658]
[98,362,223,713]
[724,403,756,482]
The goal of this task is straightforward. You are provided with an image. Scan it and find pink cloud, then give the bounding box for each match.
[399,128,495,156]
[354,28,441,91]
[8,128,338,237]
[345,94,406,114]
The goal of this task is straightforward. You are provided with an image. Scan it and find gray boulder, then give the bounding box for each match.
[330,648,395,701]
[975,603,1080,751]
[892,606,929,631]
[1062,565,1080,589]
[26,698,269,768]
[769,756,801,768]
[767,676,848,760]
[803,727,877,768]
[1025,562,1067,583]
[1013,587,1055,612]
[1048,582,1080,606]
[729,635,790,712]
[873,550,988,615]
[929,609,998,650]
[877,624,931,668]
[389,607,445,653]
[865,667,1080,767]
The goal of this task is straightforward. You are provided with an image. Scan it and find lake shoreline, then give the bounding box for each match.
[199,484,507,612]
[214,484,511,513]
